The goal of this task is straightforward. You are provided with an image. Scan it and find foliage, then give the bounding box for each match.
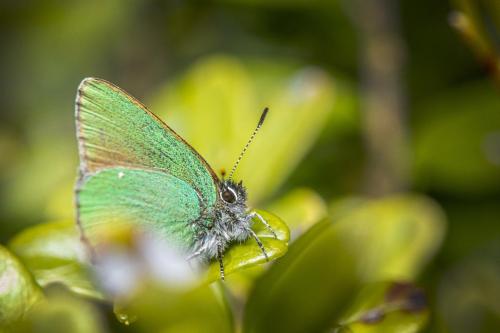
[0,1,499,332]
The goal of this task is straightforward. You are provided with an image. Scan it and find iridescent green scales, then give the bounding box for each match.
[78,168,201,248]
[76,78,217,249]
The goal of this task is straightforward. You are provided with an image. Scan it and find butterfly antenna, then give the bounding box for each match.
[228,107,269,180]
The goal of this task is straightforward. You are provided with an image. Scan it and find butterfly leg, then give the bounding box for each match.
[247,227,269,261]
[250,211,277,239]
[217,244,225,281]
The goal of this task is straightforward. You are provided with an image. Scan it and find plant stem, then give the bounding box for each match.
[349,0,410,195]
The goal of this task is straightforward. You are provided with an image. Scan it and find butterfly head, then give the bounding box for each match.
[219,179,247,207]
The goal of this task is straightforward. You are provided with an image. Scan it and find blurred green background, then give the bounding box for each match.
[0,0,499,332]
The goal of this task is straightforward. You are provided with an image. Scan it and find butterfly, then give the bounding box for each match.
[75,77,276,279]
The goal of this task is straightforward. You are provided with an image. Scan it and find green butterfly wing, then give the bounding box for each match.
[75,78,218,248]
[76,77,218,207]
[77,167,201,249]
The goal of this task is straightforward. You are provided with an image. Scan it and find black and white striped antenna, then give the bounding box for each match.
[228,107,269,180]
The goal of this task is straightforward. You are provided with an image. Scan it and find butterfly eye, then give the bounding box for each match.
[221,188,237,203]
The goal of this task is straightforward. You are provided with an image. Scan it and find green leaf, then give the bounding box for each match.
[244,193,445,333]
[114,282,233,333]
[8,220,103,300]
[244,221,359,333]
[0,245,43,328]
[267,187,327,239]
[219,189,324,298]
[205,209,289,282]
[150,56,336,203]
[413,81,500,195]
[1,0,137,225]
[330,194,447,282]
[8,211,288,297]
[336,282,428,333]
[2,135,77,223]
[13,287,106,333]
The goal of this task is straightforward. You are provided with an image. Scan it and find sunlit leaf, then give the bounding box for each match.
[115,282,233,333]
[150,56,336,203]
[13,287,106,333]
[335,281,428,333]
[8,220,103,300]
[1,0,138,225]
[330,194,447,282]
[2,136,77,223]
[8,210,288,301]
[267,187,327,240]
[221,189,325,302]
[244,221,359,333]
[0,245,43,328]
[244,193,445,333]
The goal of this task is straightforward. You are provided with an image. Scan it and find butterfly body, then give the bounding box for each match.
[192,179,251,259]
[75,78,273,278]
